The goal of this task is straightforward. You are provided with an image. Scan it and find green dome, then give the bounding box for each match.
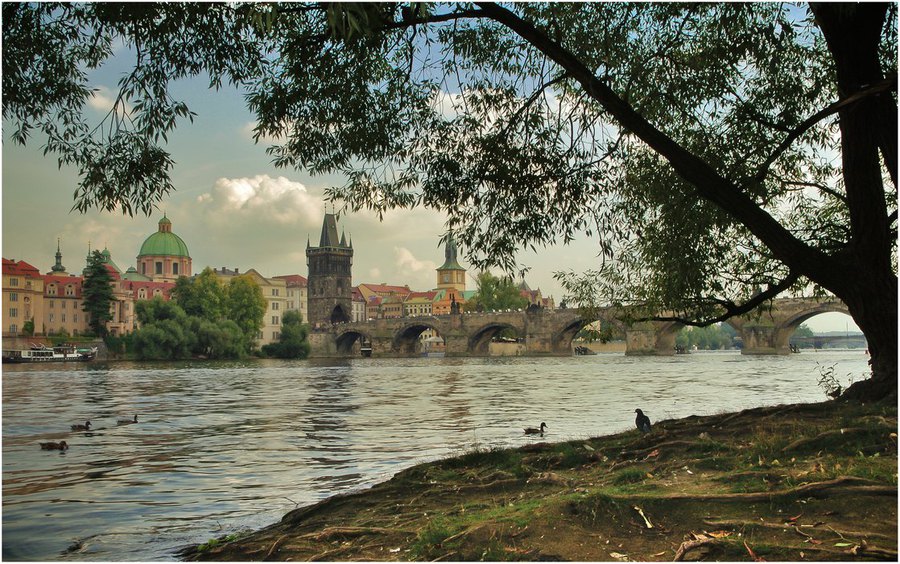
[138,216,190,258]
[139,232,190,257]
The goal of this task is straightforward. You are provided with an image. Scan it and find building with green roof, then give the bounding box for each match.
[136,215,192,282]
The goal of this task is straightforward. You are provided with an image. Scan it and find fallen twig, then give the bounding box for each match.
[264,534,287,560]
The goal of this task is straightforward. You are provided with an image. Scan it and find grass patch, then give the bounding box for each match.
[612,467,646,485]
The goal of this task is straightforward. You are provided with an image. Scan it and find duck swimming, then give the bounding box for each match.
[71,420,91,431]
[117,415,138,425]
[524,422,547,435]
[40,440,68,450]
[635,409,651,433]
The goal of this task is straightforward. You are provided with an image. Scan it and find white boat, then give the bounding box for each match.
[2,344,97,363]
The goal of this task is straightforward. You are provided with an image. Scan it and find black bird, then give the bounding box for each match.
[117,415,138,425]
[524,422,547,435]
[634,409,651,433]
[40,440,69,450]
[71,420,91,431]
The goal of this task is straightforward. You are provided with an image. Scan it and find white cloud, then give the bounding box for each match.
[241,121,287,144]
[87,85,130,116]
[196,174,323,226]
[368,267,381,280]
[394,247,436,274]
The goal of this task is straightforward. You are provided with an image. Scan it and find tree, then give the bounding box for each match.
[171,268,227,321]
[225,274,268,348]
[81,249,114,337]
[3,3,896,401]
[22,318,34,336]
[465,272,529,312]
[262,310,311,358]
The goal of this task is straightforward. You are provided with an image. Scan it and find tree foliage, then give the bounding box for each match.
[81,249,114,337]
[225,274,268,345]
[3,2,896,399]
[133,295,248,359]
[262,310,311,358]
[465,271,529,312]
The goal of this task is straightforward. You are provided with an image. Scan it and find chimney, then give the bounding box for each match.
[235,267,239,274]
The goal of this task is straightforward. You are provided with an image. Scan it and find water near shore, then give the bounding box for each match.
[2,350,869,561]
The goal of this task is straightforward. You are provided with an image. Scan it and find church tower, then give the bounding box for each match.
[436,234,466,292]
[48,239,68,275]
[306,213,353,326]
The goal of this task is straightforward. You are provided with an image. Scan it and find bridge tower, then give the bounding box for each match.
[306,213,353,326]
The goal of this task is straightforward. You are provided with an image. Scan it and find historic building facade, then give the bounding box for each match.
[306,213,353,327]
[136,215,192,282]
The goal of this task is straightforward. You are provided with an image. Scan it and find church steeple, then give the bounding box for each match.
[49,238,67,275]
[436,233,466,292]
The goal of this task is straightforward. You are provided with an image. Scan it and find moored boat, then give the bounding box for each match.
[2,344,97,363]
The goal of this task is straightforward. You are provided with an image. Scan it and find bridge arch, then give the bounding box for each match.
[468,322,523,355]
[334,328,372,356]
[779,302,852,332]
[392,321,445,357]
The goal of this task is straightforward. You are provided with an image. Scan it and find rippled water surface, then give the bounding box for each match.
[2,351,869,560]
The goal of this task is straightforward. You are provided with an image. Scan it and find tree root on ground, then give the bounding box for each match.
[703,519,896,542]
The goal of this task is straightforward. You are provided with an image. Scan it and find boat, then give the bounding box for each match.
[2,343,97,363]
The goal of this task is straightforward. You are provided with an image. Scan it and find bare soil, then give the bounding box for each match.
[183,400,897,561]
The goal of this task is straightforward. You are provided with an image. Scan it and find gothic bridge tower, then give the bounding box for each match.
[307,213,353,326]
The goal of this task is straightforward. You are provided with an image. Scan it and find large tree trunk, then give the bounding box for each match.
[812,3,898,403]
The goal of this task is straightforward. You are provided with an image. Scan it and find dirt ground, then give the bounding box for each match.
[183,400,897,561]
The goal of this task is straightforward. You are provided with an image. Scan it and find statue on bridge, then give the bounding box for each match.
[450,294,460,314]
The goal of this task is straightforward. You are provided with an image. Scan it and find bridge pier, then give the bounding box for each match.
[624,322,679,356]
[739,322,792,355]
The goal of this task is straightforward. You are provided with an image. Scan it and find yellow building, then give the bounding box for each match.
[3,259,46,336]
[273,274,308,324]
[214,268,287,347]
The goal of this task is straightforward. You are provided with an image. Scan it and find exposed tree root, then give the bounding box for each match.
[298,526,414,541]
[703,519,896,542]
[673,536,724,561]
[781,426,893,453]
[622,476,895,502]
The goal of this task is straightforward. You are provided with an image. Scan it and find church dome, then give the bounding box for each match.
[138,215,191,258]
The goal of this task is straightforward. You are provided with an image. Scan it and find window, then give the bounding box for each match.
[65,285,74,296]
[273,332,280,340]
[257,331,263,339]
[61,313,68,322]
[50,300,55,309]
[272,302,279,310]
[9,292,18,302]
[74,314,78,322]
[154,289,161,296]
[47,284,56,295]
[173,262,179,275]
[9,278,18,287]
[141,263,146,275]
[271,316,279,325]
[49,314,54,322]
[9,308,18,318]
[155,262,163,275]
[10,323,18,333]
[272,288,279,296]
[62,300,67,309]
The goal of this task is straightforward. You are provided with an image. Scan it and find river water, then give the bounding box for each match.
[2,350,869,561]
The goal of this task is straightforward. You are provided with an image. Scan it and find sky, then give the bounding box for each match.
[0,32,859,334]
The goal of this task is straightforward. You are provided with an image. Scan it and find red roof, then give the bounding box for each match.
[43,275,84,298]
[123,280,176,300]
[2,258,41,277]
[406,291,438,300]
[358,282,412,296]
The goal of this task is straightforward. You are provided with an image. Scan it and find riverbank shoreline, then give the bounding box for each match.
[184,399,897,561]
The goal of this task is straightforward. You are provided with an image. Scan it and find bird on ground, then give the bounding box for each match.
[524,422,547,435]
[71,420,91,431]
[635,409,652,433]
[40,440,69,450]
[117,415,138,425]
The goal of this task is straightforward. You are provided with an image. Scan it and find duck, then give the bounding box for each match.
[71,420,91,431]
[117,415,138,425]
[524,422,547,435]
[635,409,651,433]
[40,440,69,450]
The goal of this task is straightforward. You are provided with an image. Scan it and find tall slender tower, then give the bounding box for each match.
[306,213,353,325]
[436,234,466,292]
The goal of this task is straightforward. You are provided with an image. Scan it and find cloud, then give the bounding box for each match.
[87,85,130,116]
[241,121,287,144]
[196,174,323,226]
[394,247,436,274]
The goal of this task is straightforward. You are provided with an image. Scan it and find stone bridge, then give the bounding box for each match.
[308,298,852,358]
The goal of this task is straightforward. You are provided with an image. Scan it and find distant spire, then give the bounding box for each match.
[51,238,67,273]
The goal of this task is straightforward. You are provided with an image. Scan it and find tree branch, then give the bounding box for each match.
[637,270,800,326]
[753,76,897,184]
[782,180,848,204]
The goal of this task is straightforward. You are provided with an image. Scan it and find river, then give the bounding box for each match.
[1,350,870,561]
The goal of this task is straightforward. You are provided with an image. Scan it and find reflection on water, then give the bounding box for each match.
[2,351,869,561]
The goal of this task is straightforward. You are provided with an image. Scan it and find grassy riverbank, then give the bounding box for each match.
[185,400,896,561]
